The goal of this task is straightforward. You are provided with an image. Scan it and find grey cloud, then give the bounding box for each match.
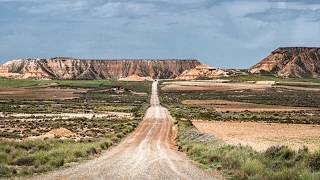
[91,2,156,19]
[245,8,320,22]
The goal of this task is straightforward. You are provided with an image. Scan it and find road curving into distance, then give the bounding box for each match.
[29,81,219,180]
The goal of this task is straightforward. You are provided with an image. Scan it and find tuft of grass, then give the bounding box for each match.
[0,137,119,177]
[309,151,320,172]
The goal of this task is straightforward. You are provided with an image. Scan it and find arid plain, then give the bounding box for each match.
[1,47,320,179]
[0,76,320,179]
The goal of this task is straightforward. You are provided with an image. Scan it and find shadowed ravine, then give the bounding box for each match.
[28,81,218,180]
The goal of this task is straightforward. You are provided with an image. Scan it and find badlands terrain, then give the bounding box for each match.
[0,47,320,179]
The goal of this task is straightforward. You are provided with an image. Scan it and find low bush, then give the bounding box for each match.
[13,156,35,166]
[309,151,320,171]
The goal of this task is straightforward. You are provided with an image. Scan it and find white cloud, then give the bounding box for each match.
[91,2,156,18]
[17,1,89,15]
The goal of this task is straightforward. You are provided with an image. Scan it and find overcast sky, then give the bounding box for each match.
[0,0,320,68]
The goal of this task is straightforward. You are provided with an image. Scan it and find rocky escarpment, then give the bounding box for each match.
[250,47,320,78]
[0,57,201,80]
[176,64,227,80]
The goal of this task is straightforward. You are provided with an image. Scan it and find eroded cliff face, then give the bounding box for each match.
[250,47,320,78]
[176,64,227,80]
[0,57,201,80]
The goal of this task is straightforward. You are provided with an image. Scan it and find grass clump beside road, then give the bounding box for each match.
[173,107,320,179]
[0,138,114,177]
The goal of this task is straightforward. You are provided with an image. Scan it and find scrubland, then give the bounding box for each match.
[0,78,151,177]
[161,77,320,179]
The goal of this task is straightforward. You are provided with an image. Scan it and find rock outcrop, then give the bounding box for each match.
[176,64,227,80]
[0,57,201,80]
[250,47,320,78]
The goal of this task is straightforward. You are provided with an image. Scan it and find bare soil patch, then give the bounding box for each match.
[279,81,320,86]
[193,120,320,151]
[161,81,271,92]
[0,87,85,100]
[182,99,316,112]
[118,75,153,81]
[27,128,76,140]
[275,85,320,92]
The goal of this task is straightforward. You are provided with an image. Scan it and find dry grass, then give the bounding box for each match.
[182,99,317,112]
[161,81,271,92]
[0,87,85,100]
[193,120,320,151]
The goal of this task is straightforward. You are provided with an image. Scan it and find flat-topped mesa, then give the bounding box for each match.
[176,64,228,80]
[0,57,201,80]
[250,47,320,78]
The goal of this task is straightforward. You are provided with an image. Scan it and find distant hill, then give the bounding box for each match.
[0,57,200,80]
[250,47,320,78]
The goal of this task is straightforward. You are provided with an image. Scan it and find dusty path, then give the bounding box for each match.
[29,81,217,180]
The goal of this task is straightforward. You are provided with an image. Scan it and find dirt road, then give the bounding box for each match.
[29,81,217,180]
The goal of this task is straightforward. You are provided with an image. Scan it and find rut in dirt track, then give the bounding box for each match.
[29,81,219,180]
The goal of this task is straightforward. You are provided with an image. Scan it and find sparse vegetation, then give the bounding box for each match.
[161,84,320,108]
[171,106,320,179]
[223,74,320,83]
[0,77,51,88]
[161,80,320,179]
[0,79,151,177]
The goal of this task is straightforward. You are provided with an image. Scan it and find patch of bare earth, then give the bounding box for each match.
[27,128,76,140]
[161,81,271,92]
[275,85,320,92]
[0,87,86,100]
[193,120,320,152]
[279,81,320,86]
[182,99,317,112]
[118,74,153,81]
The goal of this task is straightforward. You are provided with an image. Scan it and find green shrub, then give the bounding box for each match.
[73,151,85,158]
[0,152,8,164]
[49,158,64,168]
[86,147,98,156]
[14,156,35,166]
[265,146,294,160]
[241,158,265,176]
[0,165,14,177]
[309,152,320,171]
